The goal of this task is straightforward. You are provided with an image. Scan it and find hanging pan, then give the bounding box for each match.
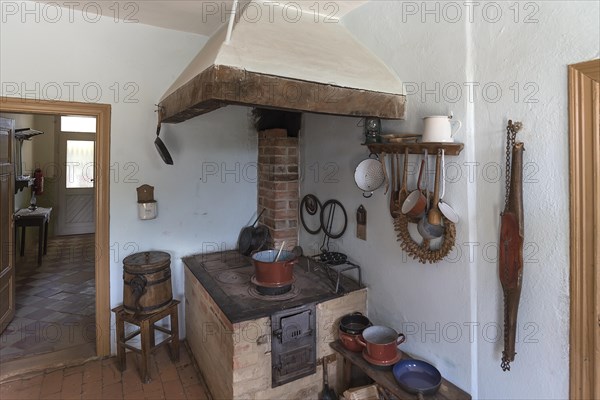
[155,118,173,165]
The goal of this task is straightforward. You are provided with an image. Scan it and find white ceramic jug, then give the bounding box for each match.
[422,115,462,143]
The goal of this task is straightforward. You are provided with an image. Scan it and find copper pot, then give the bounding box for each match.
[251,250,296,286]
[339,329,364,352]
[356,326,406,362]
[339,312,371,352]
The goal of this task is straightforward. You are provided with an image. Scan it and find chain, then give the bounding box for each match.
[504,120,522,209]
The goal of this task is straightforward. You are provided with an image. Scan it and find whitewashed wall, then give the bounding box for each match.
[0,1,257,347]
[299,1,599,399]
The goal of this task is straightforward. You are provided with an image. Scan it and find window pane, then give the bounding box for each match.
[61,116,96,133]
[66,140,94,188]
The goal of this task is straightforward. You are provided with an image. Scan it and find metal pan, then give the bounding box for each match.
[155,123,173,165]
[238,209,266,256]
[393,359,442,400]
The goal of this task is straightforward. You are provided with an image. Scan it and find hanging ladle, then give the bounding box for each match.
[438,149,459,223]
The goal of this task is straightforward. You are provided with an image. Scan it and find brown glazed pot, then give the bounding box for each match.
[356,326,406,362]
[339,329,364,352]
[251,250,296,286]
[338,312,372,352]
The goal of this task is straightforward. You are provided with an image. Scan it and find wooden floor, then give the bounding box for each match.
[0,343,211,400]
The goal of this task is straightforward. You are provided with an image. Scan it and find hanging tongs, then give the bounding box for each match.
[154,106,173,165]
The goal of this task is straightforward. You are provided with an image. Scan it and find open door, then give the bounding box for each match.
[0,117,16,334]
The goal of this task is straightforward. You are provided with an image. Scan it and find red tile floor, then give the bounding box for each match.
[0,234,211,399]
[0,344,211,400]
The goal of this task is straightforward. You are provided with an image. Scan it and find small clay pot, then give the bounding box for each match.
[356,326,406,362]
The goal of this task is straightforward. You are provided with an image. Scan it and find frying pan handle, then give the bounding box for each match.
[355,335,367,348]
[396,333,406,345]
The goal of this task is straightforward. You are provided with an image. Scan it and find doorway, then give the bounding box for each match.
[56,116,96,236]
[0,113,98,368]
[0,97,111,365]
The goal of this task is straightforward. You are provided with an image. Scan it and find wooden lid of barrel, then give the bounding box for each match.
[123,251,173,314]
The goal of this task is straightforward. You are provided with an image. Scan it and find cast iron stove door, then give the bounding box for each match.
[271,303,316,387]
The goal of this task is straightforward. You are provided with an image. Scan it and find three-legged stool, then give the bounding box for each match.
[112,300,180,383]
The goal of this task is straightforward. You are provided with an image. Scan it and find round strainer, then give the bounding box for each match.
[354,157,385,196]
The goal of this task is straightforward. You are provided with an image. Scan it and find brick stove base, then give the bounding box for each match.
[184,267,367,399]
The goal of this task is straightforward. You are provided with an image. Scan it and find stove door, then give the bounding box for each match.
[271,303,316,387]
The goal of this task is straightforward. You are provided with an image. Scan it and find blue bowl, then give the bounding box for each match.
[392,359,442,395]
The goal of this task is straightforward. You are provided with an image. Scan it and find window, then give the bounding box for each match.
[61,116,96,133]
[66,140,94,188]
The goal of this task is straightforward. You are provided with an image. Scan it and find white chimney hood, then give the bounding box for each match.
[158,0,405,123]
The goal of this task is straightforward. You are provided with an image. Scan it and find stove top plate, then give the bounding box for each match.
[248,285,301,301]
[183,251,363,323]
[216,271,251,285]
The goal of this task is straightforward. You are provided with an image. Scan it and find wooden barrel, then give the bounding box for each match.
[123,251,172,314]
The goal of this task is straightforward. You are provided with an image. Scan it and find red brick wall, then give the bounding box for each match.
[257,129,298,249]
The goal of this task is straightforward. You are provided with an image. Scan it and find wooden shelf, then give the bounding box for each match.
[364,142,464,156]
[330,341,471,400]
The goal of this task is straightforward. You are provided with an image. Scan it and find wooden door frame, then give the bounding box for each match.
[0,96,111,357]
[568,59,600,399]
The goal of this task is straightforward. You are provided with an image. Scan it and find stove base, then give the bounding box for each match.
[185,266,367,400]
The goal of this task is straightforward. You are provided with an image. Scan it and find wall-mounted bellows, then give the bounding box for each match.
[137,184,157,220]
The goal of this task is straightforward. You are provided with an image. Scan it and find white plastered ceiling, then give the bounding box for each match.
[36,0,370,36]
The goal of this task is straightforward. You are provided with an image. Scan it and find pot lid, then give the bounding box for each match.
[123,251,171,268]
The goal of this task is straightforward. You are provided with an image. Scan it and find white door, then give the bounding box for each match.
[56,116,96,236]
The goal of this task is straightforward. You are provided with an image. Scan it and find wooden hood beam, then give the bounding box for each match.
[158,65,405,123]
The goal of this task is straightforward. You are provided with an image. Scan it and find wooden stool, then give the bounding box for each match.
[112,300,180,383]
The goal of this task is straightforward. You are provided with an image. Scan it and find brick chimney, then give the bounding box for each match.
[257,129,299,249]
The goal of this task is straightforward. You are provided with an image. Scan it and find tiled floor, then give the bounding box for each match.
[0,343,211,400]
[0,234,96,362]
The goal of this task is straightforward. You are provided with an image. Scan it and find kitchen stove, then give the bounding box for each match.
[183,250,366,399]
[183,250,362,323]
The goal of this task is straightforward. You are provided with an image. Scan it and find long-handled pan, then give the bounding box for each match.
[155,116,173,165]
[238,209,267,256]
[320,357,337,400]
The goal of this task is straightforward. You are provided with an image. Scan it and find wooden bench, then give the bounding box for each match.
[330,340,471,400]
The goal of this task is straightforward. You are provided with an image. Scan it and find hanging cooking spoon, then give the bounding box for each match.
[427,150,443,225]
[389,152,396,217]
[438,149,459,223]
[417,150,444,240]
